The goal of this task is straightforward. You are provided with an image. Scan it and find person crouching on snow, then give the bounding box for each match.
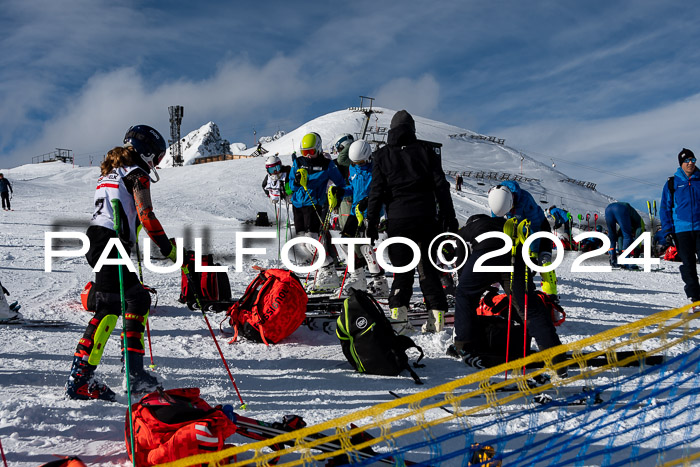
[66,125,178,402]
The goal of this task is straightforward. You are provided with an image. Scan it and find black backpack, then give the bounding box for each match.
[336,288,424,384]
[178,250,231,309]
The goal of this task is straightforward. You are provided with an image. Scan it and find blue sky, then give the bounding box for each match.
[2,0,700,209]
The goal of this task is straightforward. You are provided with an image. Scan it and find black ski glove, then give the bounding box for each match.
[366,224,379,243]
[665,233,675,246]
[447,217,459,233]
[356,197,368,213]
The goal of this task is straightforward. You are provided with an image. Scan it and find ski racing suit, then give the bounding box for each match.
[74,165,174,368]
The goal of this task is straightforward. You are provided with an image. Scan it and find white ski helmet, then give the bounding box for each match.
[265,154,281,169]
[348,140,373,164]
[488,185,513,217]
[332,133,354,154]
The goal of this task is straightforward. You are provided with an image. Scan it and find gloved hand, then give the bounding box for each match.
[357,197,368,213]
[503,218,518,241]
[295,169,308,188]
[355,204,365,224]
[164,241,178,263]
[327,186,340,210]
[366,224,379,243]
[665,233,675,247]
[445,217,459,233]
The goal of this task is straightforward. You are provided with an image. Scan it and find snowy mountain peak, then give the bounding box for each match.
[161,121,234,167]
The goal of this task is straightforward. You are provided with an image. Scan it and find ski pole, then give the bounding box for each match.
[182,265,246,408]
[134,227,156,368]
[0,437,8,467]
[503,218,518,380]
[111,200,136,462]
[516,220,531,375]
[337,206,365,299]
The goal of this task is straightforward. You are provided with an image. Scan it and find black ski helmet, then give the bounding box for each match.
[123,125,167,181]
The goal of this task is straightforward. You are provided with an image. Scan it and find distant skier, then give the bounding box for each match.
[0,173,13,211]
[660,148,700,302]
[456,174,463,191]
[329,139,389,297]
[261,154,291,204]
[366,110,458,334]
[66,125,177,401]
[488,182,558,298]
[604,201,645,270]
[289,132,346,291]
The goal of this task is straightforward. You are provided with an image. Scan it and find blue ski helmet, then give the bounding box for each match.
[123,125,167,180]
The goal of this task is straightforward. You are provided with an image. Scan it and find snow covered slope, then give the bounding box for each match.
[159,108,614,222]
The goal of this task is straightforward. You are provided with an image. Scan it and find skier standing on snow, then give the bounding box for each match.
[261,154,291,204]
[604,201,644,270]
[365,110,458,335]
[0,173,13,211]
[488,182,558,299]
[456,174,463,192]
[660,148,700,302]
[331,133,354,231]
[289,132,346,291]
[66,125,177,401]
[329,140,389,297]
[448,214,566,372]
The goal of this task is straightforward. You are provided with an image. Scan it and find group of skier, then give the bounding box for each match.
[55,109,698,402]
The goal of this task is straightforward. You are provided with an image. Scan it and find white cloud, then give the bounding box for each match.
[373,75,440,119]
[495,92,700,205]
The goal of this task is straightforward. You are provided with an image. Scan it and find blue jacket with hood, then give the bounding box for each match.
[289,152,345,209]
[493,180,547,252]
[660,167,700,235]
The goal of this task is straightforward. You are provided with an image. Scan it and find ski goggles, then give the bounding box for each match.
[266,165,281,174]
[301,148,317,157]
[683,157,697,164]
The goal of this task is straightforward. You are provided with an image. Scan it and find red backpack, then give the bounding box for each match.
[225,268,308,345]
[126,387,237,466]
[664,246,679,262]
[179,250,232,308]
[477,290,566,326]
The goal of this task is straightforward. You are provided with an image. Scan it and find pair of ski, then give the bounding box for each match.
[230,412,410,465]
[0,318,68,327]
[468,349,664,371]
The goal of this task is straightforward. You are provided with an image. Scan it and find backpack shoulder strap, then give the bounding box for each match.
[393,335,425,385]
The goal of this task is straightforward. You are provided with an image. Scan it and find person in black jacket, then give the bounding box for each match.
[366,110,459,335]
[449,214,565,373]
[0,173,13,211]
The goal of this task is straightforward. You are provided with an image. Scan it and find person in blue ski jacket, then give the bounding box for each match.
[289,132,346,291]
[660,148,700,302]
[488,181,549,259]
[327,139,389,297]
[488,180,558,297]
[604,201,644,269]
[547,206,570,230]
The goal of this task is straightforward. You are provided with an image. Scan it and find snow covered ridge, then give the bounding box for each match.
[151,107,615,221]
[44,230,660,275]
